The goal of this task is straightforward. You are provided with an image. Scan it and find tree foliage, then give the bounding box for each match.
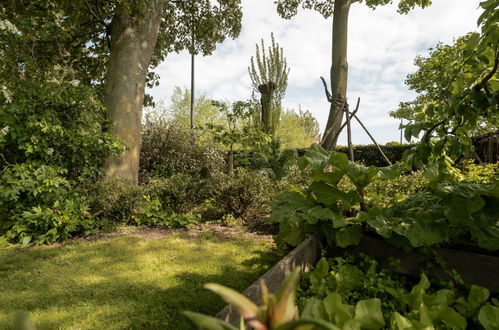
[400,0,499,178]
[275,0,432,19]
[276,108,320,148]
[162,86,223,130]
[249,33,290,136]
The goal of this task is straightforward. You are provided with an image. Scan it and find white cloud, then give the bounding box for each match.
[148,0,482,145]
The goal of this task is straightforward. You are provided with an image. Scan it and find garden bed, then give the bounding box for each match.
[336,235,499,293]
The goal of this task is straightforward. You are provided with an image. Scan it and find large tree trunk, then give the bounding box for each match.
[321,0,351,150]
[103,0,163,184]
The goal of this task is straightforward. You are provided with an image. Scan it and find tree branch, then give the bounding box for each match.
[474,41,499,92]
[320,76,332,103]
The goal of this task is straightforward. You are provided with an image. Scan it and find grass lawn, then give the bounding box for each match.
[0,225,281,329]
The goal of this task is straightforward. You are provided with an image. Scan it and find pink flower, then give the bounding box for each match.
[82,213,89,217]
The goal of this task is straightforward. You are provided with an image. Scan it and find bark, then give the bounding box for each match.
[258,82,276,135]
[321,0,351,150]
[103,0,164,184]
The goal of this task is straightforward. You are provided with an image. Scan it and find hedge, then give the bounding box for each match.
[334,143,414,166]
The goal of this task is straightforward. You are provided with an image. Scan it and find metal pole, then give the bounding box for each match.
[190,52,195,130]
[190,12,195,130]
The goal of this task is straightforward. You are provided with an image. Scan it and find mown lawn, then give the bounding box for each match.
[0,226,281,329]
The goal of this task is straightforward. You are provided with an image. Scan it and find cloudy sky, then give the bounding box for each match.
[148,0,482,145]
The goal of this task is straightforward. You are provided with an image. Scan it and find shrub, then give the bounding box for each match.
[140,114,225,181]
[146,173,224,215]
[0,163,94,244]
[214,168,275,225]
[335,144,414,167]
[0,68,123,181]
[132,196,200,228]
[6,198,94,246]
[462,161,499,184]
[83,179,145,230]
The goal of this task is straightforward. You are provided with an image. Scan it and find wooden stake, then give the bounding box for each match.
[352,114,392,166]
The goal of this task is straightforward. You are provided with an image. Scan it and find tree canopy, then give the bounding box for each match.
[400,0,498,179]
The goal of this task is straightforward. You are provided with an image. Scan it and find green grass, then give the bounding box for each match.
[0,228,281,329]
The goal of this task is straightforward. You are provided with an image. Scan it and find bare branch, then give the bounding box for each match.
[320,76,332,103]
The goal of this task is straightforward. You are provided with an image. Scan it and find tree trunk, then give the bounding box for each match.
[103,0,164,184]
[321,0,351,150]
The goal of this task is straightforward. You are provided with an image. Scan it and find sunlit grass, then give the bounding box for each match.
[0,228,280,329]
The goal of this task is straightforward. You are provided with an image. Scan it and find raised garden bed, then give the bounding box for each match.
[216,236,321,325]
[337,235,499,293]
[217,234,499,326]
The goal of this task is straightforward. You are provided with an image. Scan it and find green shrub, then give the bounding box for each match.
[335,144,414,167]
[6,199,94,246]
[462,161,499,184]
[0,163,94,244]
[338,169,429,207]
[0,67,123,181]
[146,173,223,215]
[83,179,145,229]
[140,115,225,181]
[214,168,275,224]
[132,195,200,228]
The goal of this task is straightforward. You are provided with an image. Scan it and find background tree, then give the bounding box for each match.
[248,33,290,136]
[400,0,498,180]
[164,86,223,129]
[276,109,320,148]
[2,0,243,184]
[208,101,252,175]
[275,0,432,150]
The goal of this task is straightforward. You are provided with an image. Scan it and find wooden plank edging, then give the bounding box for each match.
[216,236,321,325]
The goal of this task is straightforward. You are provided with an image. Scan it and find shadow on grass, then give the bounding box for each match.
[0,235,280,330]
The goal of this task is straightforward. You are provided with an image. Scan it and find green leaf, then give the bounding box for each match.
[323,292,355,327]
[203,283,259,320]
[305,206,345,228]
[274,318,341,330]
[403,274,430,311]
[468,285,490,311]
[354,299,385,330]
[438,307,467,329]
[379,164,402,180]
[478,304,499,330]
[182,311,239,330]
[335,225,362,248]
[310,182,360,209]
[346,163,380,190]
[273,267,301,325]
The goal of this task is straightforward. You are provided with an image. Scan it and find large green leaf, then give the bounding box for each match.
[393,216,448,247]
[305,206,345,228]
[335,225,363,248]
[346,163,380,190]
[310,181,360,209]
[203,283,259,321]
[353,299,385,330]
